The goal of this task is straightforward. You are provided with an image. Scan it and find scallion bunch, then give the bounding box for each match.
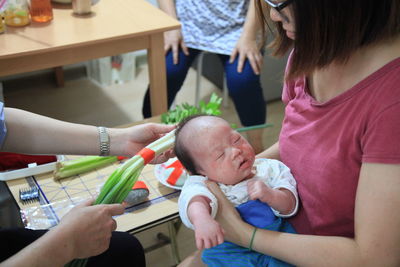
[65,129,176,267]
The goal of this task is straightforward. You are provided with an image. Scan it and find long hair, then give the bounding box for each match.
[255,0,400,80]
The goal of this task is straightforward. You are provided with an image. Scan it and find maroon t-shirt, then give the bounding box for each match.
[281,57,400,237]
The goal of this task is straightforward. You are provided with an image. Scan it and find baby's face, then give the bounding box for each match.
[186,117,256,185]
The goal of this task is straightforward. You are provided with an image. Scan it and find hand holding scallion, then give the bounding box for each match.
[66,129,176,266]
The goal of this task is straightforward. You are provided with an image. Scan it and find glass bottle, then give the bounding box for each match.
[0,14,5,34]
[4,0,30,27]
[29,0,53,23]
[0,0,7,33]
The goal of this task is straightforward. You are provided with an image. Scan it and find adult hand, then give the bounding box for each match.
[205,181,245,242]
[230,35,263,75]
[55,199,125,259]
[164,29,189,64]
[113,123,176,159]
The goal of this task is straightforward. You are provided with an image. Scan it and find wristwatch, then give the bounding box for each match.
[98,126,110,156]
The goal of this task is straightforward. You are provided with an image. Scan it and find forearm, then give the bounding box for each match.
[1,228,73,267]
[251,230,363,266]
[3,108,99,155]
[232,215,395,267]
[2,108,128,156]
[241,0,261,40]
[257,141,280,160]
[188,196,212,225]
[157,0,177,18]
[229,220,366,266]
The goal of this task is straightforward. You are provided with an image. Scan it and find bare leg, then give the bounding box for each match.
[177,250,205,267]
[246,129,264,154]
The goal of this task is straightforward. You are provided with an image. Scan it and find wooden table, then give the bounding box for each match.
[5,160,180,233]
[0,0,180,116]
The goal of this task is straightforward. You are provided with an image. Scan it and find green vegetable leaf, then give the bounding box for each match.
[161,93,223,124]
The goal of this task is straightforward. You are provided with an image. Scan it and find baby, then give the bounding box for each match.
[175,115,298,267]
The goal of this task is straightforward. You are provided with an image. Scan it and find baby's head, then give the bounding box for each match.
[174,115,256,185]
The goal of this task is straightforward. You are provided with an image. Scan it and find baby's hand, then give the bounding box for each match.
[193,218,225,250]
[247,179,273,203]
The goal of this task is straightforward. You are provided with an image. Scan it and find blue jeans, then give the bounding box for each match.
[142,48,266,126]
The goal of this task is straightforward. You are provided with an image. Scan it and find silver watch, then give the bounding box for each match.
[98,126,110,156]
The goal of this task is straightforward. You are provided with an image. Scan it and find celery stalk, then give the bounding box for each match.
[67,130,176,267]
[54,156,118,180]
[58,156,103,169]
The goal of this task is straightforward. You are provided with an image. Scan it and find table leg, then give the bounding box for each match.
[168,220,182,265]
[147,32,168,116]
[53,66,65,87]
[0,82,3,102]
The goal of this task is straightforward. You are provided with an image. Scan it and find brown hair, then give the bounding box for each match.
[255,0,400,80]
[174,114,212,175]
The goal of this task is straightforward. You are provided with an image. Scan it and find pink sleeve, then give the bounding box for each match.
[362,101,400,164]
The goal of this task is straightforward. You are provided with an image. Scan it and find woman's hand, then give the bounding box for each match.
[54,199,125,259]
[205,181,247,243]
[111,123,176,159]
[164,29,189,64]
[230,35,263,75]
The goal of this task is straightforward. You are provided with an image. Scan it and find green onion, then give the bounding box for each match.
[66,130,176,267]
[54,156,120,180]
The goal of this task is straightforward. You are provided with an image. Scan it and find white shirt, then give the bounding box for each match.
[179,158,299,229]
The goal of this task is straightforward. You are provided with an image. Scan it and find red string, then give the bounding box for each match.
[137,148,155,164]
[166,160,184,186]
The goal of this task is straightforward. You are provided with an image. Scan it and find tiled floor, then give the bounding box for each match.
[2,62,285,266]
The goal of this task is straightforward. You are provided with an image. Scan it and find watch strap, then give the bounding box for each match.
[97,126,110,156]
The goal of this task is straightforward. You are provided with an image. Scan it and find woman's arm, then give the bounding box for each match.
[2,107,175,157]
[230,0,263,74]
[156,0,188,64]
[256,141,280,160]
[157,0,177,18]
[207,162,400,266]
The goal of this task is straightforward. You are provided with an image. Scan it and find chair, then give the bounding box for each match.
[195,52,229,108]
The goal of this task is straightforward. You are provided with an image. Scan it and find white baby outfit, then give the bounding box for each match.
[179,158,299,229]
